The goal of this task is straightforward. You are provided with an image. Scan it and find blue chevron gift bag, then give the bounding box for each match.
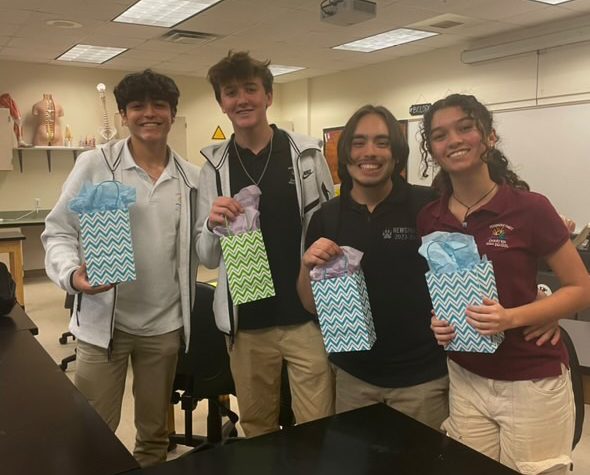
[220,230,275,305]
[311,270,376,353]
[71,181,136,287]
[425,259,504,353]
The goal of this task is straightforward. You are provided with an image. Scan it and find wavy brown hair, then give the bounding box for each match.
[419,94,529,194]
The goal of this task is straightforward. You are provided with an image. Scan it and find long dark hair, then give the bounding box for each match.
[419,94,529,194]
[337,104,408,189]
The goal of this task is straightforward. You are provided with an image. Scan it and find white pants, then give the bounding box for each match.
[444,359,574,475]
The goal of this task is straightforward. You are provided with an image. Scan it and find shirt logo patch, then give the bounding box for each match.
[485,223,513,248]
[383,227,416,240]
[302,169,313,179]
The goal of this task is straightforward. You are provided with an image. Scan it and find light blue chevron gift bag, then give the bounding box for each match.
[419,232,504,353]
[69,181,136,286]
[310,247,376,353]
[215,185,275,305]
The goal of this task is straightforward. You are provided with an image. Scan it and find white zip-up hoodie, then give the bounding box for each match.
[42,139,200,349]
[196,129,334,336]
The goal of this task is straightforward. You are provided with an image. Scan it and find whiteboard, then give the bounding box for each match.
[407,102,590,230]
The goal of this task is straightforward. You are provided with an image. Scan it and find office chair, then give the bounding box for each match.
[169,282,240,451]
[559,325,585,450]
[59,293,76,371]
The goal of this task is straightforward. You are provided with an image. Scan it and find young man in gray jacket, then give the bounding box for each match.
[42,70,199,467]
[196,51,334,437]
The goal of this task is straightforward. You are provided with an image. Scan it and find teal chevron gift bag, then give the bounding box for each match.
[220,227,275,306]
[310,249,376,353]
[420,233,504,353]
[70,181,136,286]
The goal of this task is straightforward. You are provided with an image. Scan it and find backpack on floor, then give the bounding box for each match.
[0,262,17,315]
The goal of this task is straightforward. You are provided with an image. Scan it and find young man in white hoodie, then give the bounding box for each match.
[42,70,200,467]
[196,51,334,437]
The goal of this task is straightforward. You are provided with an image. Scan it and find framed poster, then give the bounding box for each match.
[322,126,343,185]
[322,119,409,185]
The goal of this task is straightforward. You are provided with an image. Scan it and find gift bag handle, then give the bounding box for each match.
[91,180,123,210]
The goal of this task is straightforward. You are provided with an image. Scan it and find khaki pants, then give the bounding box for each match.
[75,328,181,468]
[228,321,335,437]
[444,359,574,475]
[334,366,449,431]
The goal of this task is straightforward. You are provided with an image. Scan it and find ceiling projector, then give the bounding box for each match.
[320,0,376,26]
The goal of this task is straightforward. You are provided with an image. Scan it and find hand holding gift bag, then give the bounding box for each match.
[310,246,376,352]
[69,181,136,286]
[418,231,504,353]
[214,185,275,305]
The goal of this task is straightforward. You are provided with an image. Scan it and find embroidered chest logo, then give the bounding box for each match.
[382,227,416,240]
[486,223,514,248]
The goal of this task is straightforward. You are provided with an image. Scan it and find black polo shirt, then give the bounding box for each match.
[229,126,314,329]
[305,176,446,387]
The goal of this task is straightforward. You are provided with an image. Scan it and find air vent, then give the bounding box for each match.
[429,20,463,29]
[161,30,218,45]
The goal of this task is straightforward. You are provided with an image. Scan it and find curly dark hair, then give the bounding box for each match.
[207,51,274,103]
[113,69,179,116]
[337,104,408,189]
[419,93,529,194]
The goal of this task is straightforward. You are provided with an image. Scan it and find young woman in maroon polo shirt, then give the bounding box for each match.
[417,93,590,475]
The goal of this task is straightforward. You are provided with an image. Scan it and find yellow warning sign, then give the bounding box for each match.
[212,126,226,140]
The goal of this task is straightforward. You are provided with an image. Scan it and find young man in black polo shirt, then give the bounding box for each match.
[196,51,335,437]
[297,105,449,430]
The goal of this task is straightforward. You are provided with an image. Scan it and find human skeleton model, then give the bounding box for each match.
[32,94,64,146]
[96,83,117,142]
[0,93,28,146]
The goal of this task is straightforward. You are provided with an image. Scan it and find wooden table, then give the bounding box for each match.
[0,330,139,475]
[137,404,518,475]
[0,230,25,306]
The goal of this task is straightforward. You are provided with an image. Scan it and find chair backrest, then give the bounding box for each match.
[560,325,585,449]
[178,282,235,399]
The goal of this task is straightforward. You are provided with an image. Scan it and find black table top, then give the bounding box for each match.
[1,303,38,334]
[136,404,518,475]
[0,330,138,475]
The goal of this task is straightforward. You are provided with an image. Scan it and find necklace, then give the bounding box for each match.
[452,183,497,227]
[233,133,273,187]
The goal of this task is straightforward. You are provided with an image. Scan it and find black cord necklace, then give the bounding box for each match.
[452,183,497,227]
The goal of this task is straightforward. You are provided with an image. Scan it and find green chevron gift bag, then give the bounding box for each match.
[419,232,504,353]
[220,223,275,306]
[310,247,376,353]
[69,181,137,287]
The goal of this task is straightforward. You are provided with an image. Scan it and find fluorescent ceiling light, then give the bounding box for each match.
[56,44,127,63]
[333,28,438,52]
[113,0,223,28]
[269,65,305,77]
[529,0,572,5]
[462,25,590,64]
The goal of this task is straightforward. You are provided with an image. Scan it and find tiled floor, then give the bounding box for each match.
[22,273,590,473]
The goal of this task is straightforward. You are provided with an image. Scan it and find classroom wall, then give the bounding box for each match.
[0,59,283,211]
[282,41,590,139]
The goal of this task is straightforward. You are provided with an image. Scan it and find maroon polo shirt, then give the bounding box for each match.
[417,185,569,380]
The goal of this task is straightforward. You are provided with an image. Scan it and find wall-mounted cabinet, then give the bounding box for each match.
[0,108,17,171]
